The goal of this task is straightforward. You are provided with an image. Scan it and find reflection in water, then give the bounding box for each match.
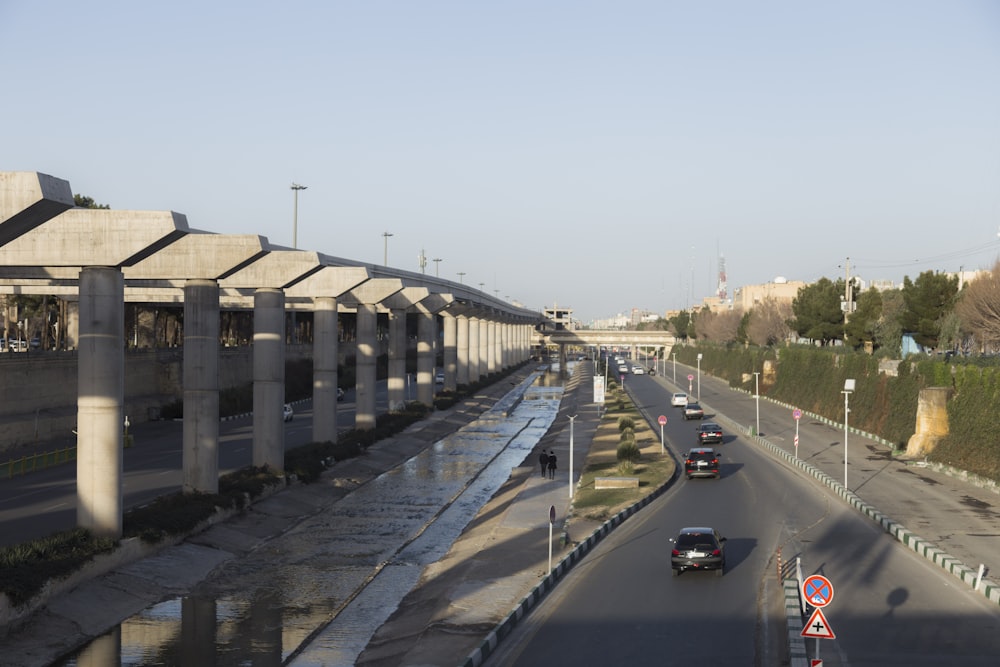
[57,369,567,666]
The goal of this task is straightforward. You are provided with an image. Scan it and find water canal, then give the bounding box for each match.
[57,365,572,666]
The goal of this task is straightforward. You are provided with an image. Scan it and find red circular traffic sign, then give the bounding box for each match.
[793,408,802,421]
[658,415,667,426]
[802,574,834,607]
[687,374,694,381]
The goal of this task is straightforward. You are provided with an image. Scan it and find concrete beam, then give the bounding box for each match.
[0,172,74,247]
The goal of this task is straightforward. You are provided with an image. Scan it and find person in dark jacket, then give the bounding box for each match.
[539,449,549,477]
[547,451,557,479]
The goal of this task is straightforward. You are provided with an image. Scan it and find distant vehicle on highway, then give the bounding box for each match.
[684,447,721,480]
[671,392,688,407]
[697,422,724,445]
[283,404,294,422]
[435,371,445,385]
[683,403,704,420]
[631,366,644,375]
[670,526,727,576]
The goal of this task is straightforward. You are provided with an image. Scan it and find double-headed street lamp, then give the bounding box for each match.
[290,183,307,248]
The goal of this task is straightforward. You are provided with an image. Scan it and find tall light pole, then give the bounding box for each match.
[568,415,577,499]
[696,353,703,401]
[753,371,760,436]
[290,183,307,248]
[672,353,676,384]
[433,258,442,277]
[382,231,393,265]
[843,379,855,488]
[457,271,466,284]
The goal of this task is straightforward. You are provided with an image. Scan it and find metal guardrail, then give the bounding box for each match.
[2,447,77,479]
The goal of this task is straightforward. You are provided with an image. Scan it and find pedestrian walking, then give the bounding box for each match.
[547,450,557,479]
[539,449,549,477]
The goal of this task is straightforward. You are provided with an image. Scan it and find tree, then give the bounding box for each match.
[898,270,960,350]
[844,287,883,351]
[746,298,793,346]
[955,261,1000,352]
[790,278,844,345]
[872,289,904,357]
[669,310,691,340]
[73,194,109,209]
[696,308,741,344]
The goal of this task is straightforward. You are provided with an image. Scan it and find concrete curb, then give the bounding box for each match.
[783,578,809,667]
[719,412,1000,609]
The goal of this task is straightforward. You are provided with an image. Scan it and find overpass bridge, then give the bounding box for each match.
[0,171,543,539]
[537,328,676,365]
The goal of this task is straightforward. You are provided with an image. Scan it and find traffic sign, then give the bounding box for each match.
[793,408,802,420]
[794,435,800,447]
[802,574,834,607]
[658,415,667,426]
[687,374,694,381]
[811,660,824,667]
[801,608,836,639]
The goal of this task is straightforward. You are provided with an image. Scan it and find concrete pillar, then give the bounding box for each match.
[468,317,480,383]
[500,321,509,369]
[76,266,124,538]
[479,317,489,377]
[416,310,435,406]
[313,296,339,444]
[387,307,407,410]
[183,279,220,494]
[356,303,378,430]
[456,314,469,387]
[442,313,457,392]
[180,597,217,665]
[252,288,285,470]
[487,319,497,374]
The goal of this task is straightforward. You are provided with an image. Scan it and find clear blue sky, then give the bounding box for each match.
[3,1,999,324]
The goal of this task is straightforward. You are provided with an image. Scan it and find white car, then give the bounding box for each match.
[283,404,294,422]
[435,371,445,385]
[671,392,688,407]
[632,366,645,375]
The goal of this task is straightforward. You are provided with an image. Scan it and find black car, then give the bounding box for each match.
[683,402,704,420]
[670,526,727,576]
[684,447,721,479]
[697,422,724,444]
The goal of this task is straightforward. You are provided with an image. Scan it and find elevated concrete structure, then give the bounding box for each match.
[0,170,542,539]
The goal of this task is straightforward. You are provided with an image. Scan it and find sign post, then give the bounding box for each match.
[793,408,802,458]
[548,505,556,573]
[801,574,836,661]
[687,373,693,395]
[658,415,667,454]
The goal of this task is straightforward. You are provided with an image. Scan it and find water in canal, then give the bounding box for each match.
[57,365,571,666]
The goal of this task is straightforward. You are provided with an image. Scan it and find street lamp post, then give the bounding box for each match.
[568,415,577,499]
[672,353,676,384]
[457,271,466,284]
[382,231,393,265]
[696,353,703,401]
[290,183,307,249]
[843,379,855,488]
[433,258,442,276]
[753,371,760,436]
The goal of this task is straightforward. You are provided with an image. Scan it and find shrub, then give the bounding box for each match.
[617,440,641,474]
[617,416,635,432]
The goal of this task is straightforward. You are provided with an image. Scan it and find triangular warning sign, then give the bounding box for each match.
[801,608,836,639]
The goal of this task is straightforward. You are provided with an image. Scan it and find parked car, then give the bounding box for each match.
[683,402,704,420]
[670,526,727,576]
[671,392,688,407]
[697,422,724,445]
[283,404,294,422]
[684,447,721,479]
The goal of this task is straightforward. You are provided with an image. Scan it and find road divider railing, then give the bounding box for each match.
[2,446,76,479]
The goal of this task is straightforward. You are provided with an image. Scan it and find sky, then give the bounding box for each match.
[3,1,999,324]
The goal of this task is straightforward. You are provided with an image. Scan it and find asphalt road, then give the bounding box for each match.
[0,385,382,548]
[486,366,1000,666]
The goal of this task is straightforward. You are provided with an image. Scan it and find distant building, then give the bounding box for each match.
[734,277,807,312]
[543,303,574,331]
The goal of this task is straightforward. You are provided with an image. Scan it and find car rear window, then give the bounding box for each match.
[688,450,715,460]
[676,533,717,550]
